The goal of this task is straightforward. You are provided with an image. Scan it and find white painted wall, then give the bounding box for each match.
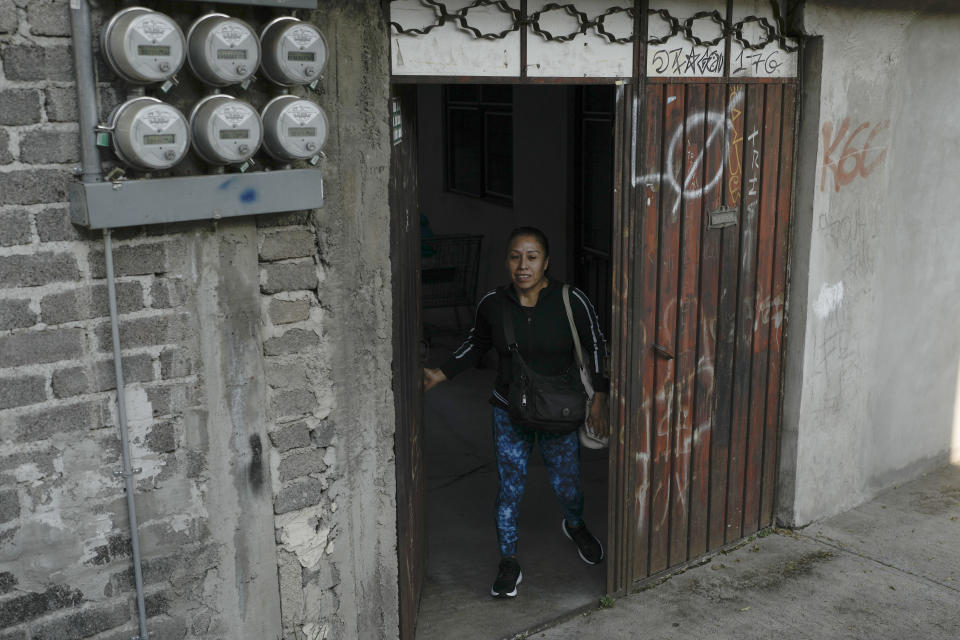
[526,0,634,77]
[729,0,798,78]
[391,0,522,77]
[393,0,795,79]
[780,1,960,526]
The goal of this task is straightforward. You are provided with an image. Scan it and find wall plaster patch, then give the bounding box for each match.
[814,281,844,319]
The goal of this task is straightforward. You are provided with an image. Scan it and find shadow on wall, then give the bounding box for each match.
[953,349,960,464]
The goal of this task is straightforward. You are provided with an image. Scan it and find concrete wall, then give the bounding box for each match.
[417,84,574,298]
[779,0,960,526]
[0,1,396,639]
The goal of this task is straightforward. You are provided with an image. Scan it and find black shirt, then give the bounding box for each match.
[440,280,609,410]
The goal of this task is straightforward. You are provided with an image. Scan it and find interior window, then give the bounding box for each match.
[445,84,514,201]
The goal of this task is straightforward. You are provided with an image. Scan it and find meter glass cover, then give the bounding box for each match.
[287,51,315,62]
[133,15,175,41]
[219,129,250,139]
[214,21,252,46]
[286,25,319,49]
[216,49,247,60]
[143,133,176,145]
[138,45,171,56]
[288,127,317,137]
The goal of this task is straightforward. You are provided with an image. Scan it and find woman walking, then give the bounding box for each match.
[423,226,610,598]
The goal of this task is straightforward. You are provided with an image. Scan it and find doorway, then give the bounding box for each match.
[391,82,620,640]
[391,75,799,640]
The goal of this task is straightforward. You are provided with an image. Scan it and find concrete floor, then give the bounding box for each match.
[537,464,960,640]
[417,342,609,640]
[414,324,960,640]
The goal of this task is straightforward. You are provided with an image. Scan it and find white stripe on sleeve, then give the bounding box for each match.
[453,290,497,360]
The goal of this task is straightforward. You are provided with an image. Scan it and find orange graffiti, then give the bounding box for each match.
[727,87,744,207]
[820,118,889,192]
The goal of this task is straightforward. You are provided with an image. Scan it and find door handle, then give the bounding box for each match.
[653,344,674,360]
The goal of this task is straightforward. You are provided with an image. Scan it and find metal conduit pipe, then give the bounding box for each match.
[104,230,150,640]
[69,0,102,183]
[70,2,150,639]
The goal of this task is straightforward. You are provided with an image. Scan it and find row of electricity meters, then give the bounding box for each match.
[106,94,328,170]
[103,7,327,87]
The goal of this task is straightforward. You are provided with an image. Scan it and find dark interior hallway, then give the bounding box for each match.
[407,82,615,639]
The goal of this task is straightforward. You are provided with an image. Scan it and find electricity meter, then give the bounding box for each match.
[186,13,260,87]
[261,96,329,162]
[101,7,186,84]
[108,97,190,171]
[259,17,328,86]
[190,95,263,165]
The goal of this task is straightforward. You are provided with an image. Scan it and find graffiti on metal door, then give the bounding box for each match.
[631,81,797,579]
[635,89,744,221]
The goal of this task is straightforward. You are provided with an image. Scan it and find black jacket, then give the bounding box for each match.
[440,280,609,410]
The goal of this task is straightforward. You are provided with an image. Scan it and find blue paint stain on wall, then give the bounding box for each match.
[240,188,257,203]
[219,178,236,190]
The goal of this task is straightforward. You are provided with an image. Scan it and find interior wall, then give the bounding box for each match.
[416,84,573,299]
[780,1,960,526]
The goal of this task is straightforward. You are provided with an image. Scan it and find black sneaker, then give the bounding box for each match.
[491,556,523,598]
[562,519,604,565]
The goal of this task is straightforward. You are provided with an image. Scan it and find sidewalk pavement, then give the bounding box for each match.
[536,464,960,640]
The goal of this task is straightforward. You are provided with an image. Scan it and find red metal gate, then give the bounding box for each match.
[615,79,797,583]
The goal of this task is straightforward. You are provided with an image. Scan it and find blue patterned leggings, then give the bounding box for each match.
[492,407,584,557]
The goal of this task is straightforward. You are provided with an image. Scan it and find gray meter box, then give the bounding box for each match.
[71,1,325,230]
[181,0,318,7]
[70,170,323,229]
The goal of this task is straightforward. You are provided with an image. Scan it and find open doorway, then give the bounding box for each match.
[396,82,619,640]
[393,75,801,639]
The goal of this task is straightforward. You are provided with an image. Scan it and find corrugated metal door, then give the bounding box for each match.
[390,84,426,639]
[625,80,797,579]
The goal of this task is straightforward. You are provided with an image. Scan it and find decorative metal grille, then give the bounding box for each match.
[390,1,800,52]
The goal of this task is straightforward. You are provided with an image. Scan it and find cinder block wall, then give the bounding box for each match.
[0,1,396,639]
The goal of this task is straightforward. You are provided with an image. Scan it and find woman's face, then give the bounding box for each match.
[506,235,549,294]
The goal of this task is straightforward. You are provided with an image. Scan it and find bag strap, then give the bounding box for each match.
[562,284,586,372]
[501,292,518,351]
